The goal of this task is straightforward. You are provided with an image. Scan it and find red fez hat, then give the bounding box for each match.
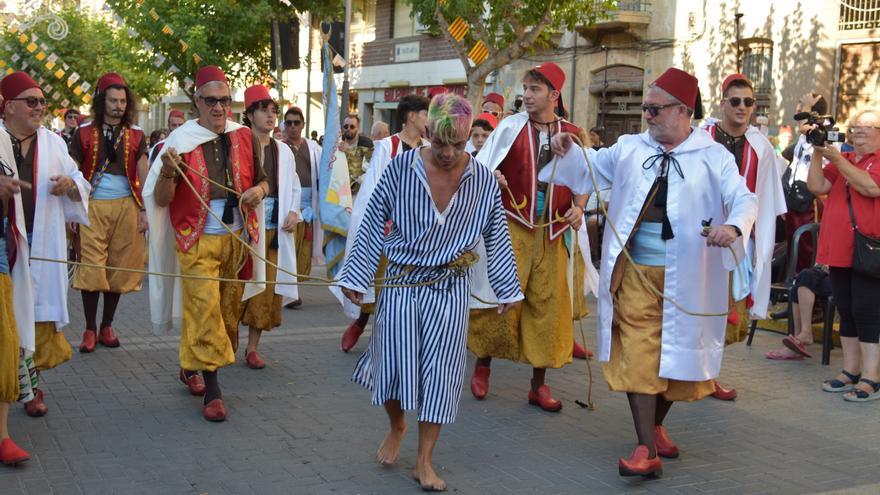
[721,73,753,93]
[97,72,126,93]
[652,67,703,119]
[533,62,565,92]
[195,65,228,89]
[287,106,303,116]
[168,109,185,120]
[75,114,87,125]
[244,84,272,109]
[482,92,505,108]
[1,71,40,101]
[475,112,498,129]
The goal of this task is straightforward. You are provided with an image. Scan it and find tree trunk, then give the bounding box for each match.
[466,76,486,112]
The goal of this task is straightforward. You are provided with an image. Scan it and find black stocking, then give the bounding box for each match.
[202,370,221,403]
[654,396,673,426]
[627,392,658,457]
[356,311,370,328]
[100,292,121,329]
[82,291,100,331]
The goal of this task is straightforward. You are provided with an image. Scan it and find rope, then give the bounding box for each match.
[502,154,570,229]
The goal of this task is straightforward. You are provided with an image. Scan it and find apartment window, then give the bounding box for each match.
[393,0,425,38]
[838,0,880,31]
[741,40,773,115]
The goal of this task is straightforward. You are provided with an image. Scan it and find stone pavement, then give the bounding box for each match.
[4,273,880,495]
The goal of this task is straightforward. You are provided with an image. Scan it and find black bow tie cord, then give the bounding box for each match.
[641,151,684,240]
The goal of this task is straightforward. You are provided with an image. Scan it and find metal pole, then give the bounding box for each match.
[600,46,608,129]
[305,13,313,137]
[735,13,743,74]
[341,0,352,126]
[569,33,577,122]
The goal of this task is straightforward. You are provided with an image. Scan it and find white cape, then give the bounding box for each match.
[0,130,35,351]
[273,138,301,302]
[143,119,266,334]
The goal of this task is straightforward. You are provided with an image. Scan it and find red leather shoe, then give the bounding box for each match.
[203,399,227,422]
[654,425,679,459]
[179,369,206,396]
[618,445,662,477]
[341,321,364,352]
[245,350,266,370]
[470,364,490,400]
[0,438,30,466]
[527,384,562,412]
[24,388,48,418]
[710,381,738,401]
[79,330,97,353]
[98,325,120,348]
[573,340,593,360]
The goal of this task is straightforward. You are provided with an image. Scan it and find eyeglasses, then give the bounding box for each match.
[342,124,357,130]
[199,96,232,108]
[285,119,303,126]
[848,126,880,133]
[485,110,501,118]
[640,103,680,117]
[65,114,78,120]
[9,97,47,109]
[724,97,756,108]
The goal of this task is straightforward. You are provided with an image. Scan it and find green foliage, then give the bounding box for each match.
[106,0,343,92]
[0,6,169,111]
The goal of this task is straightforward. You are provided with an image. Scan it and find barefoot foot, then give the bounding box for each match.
[412,462,447,492]
[376,424,407,465]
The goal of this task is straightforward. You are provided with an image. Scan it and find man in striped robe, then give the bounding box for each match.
[340,94,523,492]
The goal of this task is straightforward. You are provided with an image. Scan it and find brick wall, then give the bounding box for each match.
[361,0,459,67]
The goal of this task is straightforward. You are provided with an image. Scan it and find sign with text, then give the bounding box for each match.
[394,41,420,63]
[384,85,467,102]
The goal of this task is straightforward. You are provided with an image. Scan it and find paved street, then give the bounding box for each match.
[4,271,880,495]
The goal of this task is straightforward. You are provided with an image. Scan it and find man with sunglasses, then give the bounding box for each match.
[700,74,787,400]
[68,73,149,355]
[281,106,321,309]
[338,94,430,353]
[58,109,80,144]
[144,66,270,421]
[339,114,373,194]
[467,62,591,411]
[0,72,91,420]
[549,67,757,476]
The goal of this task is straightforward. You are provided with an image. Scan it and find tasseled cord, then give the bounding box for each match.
[641,150,684,240]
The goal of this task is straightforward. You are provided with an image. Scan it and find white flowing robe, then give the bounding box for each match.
[0,130,36,351]
[27,128,90,335]
[542,128,758,381]
[142,120,266,334]
[272,138,301,301]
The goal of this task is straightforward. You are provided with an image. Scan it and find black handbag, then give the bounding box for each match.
[846,185,880,278]
[782,166,815,213]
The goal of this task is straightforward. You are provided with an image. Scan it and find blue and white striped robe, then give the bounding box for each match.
[339,148,523,424]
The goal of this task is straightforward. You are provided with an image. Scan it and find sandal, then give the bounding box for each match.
[822,370,861,393]
[843,379,880,402]
[782,335,812,358]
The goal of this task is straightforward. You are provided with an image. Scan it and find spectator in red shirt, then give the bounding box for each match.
[808,108,880,402]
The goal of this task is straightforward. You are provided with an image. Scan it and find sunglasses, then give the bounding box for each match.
[485,110,501,117]
[10,96,47,109]
[724,97,756,108]
[640,103,680,117]
[199,96,232,108]
[848,126,880,133]
[343,124,357,130]
[65,114,78,119]
[285,119,303,126]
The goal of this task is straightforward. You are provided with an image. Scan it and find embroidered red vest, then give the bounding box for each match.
[497,120,580,240]
[169,127,260,253]
[78,123,145,207]
[707,124,759,193]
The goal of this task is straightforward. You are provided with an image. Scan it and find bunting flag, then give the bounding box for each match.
[317,42,352,278]
[4,26,90,105]
[468,40,489,65]
[448,16,468,41]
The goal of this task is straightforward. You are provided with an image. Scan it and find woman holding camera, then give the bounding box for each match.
[808,108,880,402]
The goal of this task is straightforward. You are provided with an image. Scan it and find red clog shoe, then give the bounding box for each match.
[710,381,738,401]
[245,350,266,370]
[0,438,30,466]
[618,445,663,477]
[98,325,120,348]
[24,388,48,418]
[179,369,206,396]
[341,321,364,353]
[527,384,562,412]
[203,399,227,422]
[470,364,490,400]
[654,425,679,459]
[573,340,593,360]
[79,330,97,353]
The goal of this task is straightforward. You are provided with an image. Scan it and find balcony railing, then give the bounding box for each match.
[838,0,880,31]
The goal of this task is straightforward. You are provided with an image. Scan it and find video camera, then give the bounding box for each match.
[793,111,846,146]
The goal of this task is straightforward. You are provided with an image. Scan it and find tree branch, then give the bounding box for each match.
[434,2,473,76]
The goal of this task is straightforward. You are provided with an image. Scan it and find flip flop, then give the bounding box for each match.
[765,349,804,361]
[782,335,812,358]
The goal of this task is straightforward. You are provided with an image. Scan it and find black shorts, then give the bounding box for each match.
[791,267,832,303]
